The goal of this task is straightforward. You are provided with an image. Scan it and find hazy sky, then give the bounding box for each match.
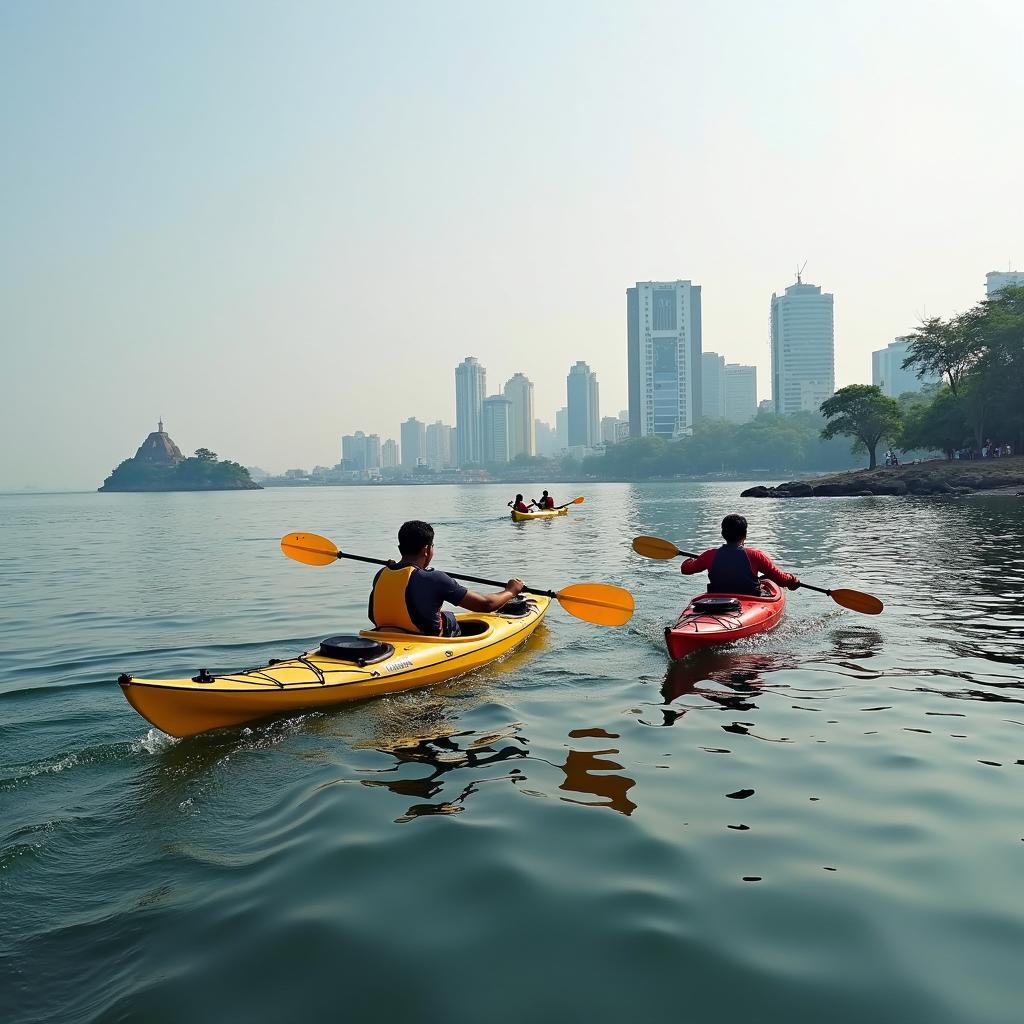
[2,0,1022,489]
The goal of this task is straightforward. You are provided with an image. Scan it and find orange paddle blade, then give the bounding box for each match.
[280,532,340,566]
[631,535,681,560]
[555,583,634,627]
[831,589,884,615]
[571,496,585,505]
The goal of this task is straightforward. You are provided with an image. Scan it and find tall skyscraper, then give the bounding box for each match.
[341,431,368,471]
[425,421,453,470]
[871,337,940,398]
[400,417,426,469]
[701,352,727,420]
[363,434,380,470]
[502,373,536,458]
[481,395,512,463]
[455,356,486,466]
[381,438,399,468]
[555,407,568,450]
[566,361,599,447]
[986,270,1024,297]
[724,364,757,423]
[770,278,835,415]
[627,280,703,438]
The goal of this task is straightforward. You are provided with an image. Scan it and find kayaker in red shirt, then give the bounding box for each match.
[681,514,800,596]
[534,490,556,509]
[508,493,532,514]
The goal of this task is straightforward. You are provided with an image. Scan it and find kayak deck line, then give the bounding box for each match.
[665,582,786,661]
[118,598,551,737]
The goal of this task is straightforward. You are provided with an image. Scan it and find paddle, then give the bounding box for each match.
[631,535,884,615]
[554,496,585,510]
[281,532,634,626]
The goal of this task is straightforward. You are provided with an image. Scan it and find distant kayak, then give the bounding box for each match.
[511,507,568,521]
[119,598,550,737]
[664,581,786,660]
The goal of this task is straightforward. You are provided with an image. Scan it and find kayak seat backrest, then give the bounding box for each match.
[319,635,395,665]
[692,597,741,614]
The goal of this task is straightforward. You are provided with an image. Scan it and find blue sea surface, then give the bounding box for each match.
[2,484,1023,1023]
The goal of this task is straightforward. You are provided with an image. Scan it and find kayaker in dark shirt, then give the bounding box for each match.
[508,493,532,514]
[369,520,525,637]
[534,490,555,510]
[680,514,800,596]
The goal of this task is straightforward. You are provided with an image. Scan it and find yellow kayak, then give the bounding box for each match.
[119,597,550,738]
[511,507,568,522]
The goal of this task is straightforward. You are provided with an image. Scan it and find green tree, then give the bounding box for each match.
[820,385,903,469]
[901,314,980,397]
[898,387,968,458]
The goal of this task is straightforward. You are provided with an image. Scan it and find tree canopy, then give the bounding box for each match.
[820,385,902,469]
[899,284,1024,452]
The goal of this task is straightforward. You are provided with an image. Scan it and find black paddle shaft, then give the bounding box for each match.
[335,551,557,599]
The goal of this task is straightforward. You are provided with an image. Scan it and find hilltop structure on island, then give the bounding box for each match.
[99,421,260,492]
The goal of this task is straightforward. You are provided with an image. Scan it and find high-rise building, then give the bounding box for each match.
[365,433,381,470]
[400,417,426,469]
[770,278,835,415]
[555,407,568,450]
[724,364,757,423]
[341,431,368,471]
[502,373,536,459]
[481,395,512,463]
[535,419,555,457]
[986,270,1024,297]
[381,438,399,468]
[425,421,453,470]
[758,399,774,414]
[455,356,486,466]
[627,280,703,438]
[871,337,940,398]
[566,361,599,447]
[701,352,727,420]
[602,416,630,444]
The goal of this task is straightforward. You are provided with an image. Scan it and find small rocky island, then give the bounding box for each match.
[741,456,1024,498]
[99,421,261,492]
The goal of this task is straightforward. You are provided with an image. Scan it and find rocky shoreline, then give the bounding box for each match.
[741,456,1024,498]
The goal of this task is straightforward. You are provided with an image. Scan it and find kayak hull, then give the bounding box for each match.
[664,582,785,660]
[119,598,550,738]
[511,507,568,521]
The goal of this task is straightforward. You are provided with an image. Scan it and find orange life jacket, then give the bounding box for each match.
[370,565,419,633]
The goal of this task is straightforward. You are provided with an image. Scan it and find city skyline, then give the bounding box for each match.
[4,3,1023,488]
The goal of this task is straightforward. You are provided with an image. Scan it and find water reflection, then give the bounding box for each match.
[362,726,529,823]
[651,652,790,726]
[557,728,637,816]
[356,723,641,820]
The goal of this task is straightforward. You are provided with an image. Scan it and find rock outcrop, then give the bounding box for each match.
[741,456,1024,498]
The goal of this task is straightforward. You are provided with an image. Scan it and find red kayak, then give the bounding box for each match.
[664,581,786,660]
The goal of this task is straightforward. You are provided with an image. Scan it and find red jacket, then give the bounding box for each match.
[680,546,799,588]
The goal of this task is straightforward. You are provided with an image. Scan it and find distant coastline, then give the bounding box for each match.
[740,456,1024,498]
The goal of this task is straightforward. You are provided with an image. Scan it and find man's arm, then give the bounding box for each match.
[746,548,800,589]
[459,578,525,612]
[680,549,715,575]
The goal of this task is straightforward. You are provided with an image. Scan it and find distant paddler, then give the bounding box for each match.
[508,493,533,515]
